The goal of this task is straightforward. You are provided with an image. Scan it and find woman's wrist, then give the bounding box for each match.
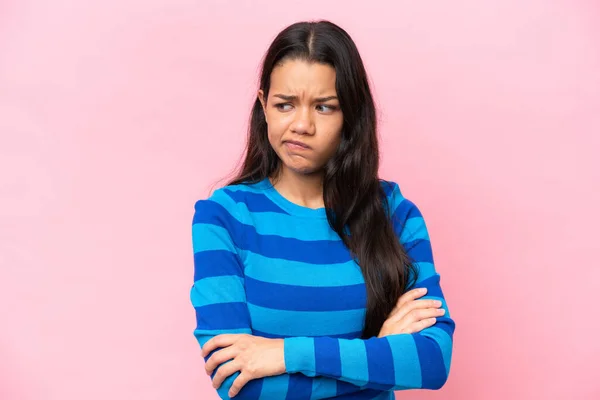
[283,337,315,375]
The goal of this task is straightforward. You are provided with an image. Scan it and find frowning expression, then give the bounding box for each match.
[259,60,344,176]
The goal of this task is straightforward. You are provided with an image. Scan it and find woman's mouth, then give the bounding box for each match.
[284,140,310,150]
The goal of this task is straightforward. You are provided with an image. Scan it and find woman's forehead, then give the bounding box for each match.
[270,60,337,97]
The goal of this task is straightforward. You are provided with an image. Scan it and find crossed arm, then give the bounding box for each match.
[191,246,380,400]
[190,185,455,399]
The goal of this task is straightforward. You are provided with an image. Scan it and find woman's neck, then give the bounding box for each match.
[269,168,325,209]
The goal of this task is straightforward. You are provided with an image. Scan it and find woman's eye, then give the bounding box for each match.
[316,104,338,113]
[275,103,293,111]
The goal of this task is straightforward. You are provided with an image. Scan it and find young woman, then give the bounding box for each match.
[190,20,455,400]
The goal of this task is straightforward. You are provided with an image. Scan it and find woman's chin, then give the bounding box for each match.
[285,164,323,176]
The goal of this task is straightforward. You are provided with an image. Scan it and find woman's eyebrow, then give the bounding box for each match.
[273,94,338,102]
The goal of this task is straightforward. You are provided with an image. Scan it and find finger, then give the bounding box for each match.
[400,287,428,303]
[404,317,438,334]
[212,360,241,390]
[403,307,446,326]
[229,372,252,397]
[202,334,239,357]
[394,287,428,312]
[390,299,442,322]
[205,346,238,376]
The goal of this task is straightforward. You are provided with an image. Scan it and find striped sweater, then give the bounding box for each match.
[190,177,455,400]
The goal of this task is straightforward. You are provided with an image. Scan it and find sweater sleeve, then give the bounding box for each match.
[283,183,455,391]
[190,190,384,400]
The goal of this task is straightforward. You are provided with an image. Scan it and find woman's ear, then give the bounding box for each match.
[258,90,267,123]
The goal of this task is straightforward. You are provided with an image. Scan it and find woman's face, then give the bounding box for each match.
[259,59,344,176]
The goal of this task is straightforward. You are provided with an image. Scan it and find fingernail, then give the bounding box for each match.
[420,288,427,293]
[438,309,446,315]
[433,300,442,307]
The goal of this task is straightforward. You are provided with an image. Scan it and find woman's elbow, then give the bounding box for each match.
[424,370,449,390]
[414,335,453,390]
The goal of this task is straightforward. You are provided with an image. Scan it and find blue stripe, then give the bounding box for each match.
[412,275,443,298]
[365,338,395,390]
[240,378,263,400]
[242,232,351,264]
[240,208,341,240]
[369,391,394,399]
[413,262,435,283]
[224,188,290,215]
[193,200,245,248]
[258,375,289,400]
[194,327,249,344]
[398,217,429,243]
[192,223,238,254]
[392,198,421,222]
[229,179,395,200]
[381,180,396,198]
[422,326,453,376]
[253,329,362,340]
[403,239,433,264]
[286,374,313,400]
[247,304,365,336]
[256,374,315,400]
[285,337,316,374]
[434,316,456,338]
[412,334,447,389]
[335,385,390,399]
[315,337,342,378]
[387,334,421,388]
[193,250,242,280]
[335,381,361,396]
[245,252,364,287]
[193,199,237,226]
[191,276,246,307]
[195,302,250,330]
[310,377,337,399]
[245,277,366,311]
[338,339,368,385]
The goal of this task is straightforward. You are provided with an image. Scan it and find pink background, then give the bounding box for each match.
[1,0,599,399]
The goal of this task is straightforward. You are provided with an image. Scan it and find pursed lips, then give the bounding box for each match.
[283,140,311,149]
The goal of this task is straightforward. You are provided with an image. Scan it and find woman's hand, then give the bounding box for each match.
[378,287,445,338]
[202,334,285,397]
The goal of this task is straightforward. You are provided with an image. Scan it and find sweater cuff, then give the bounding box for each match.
[283,337,316,375]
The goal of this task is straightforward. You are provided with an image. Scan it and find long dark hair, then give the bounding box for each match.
[226,20,418,339]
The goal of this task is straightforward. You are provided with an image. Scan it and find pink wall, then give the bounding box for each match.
[1,0,599,399]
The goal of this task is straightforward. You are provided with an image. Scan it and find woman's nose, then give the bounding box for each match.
[291,108,315,135]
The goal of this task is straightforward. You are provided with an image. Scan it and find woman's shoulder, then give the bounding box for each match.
[379,178,401,198]
[378,178,422,219]
[193,179,267,223]
[378,178,405,205]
